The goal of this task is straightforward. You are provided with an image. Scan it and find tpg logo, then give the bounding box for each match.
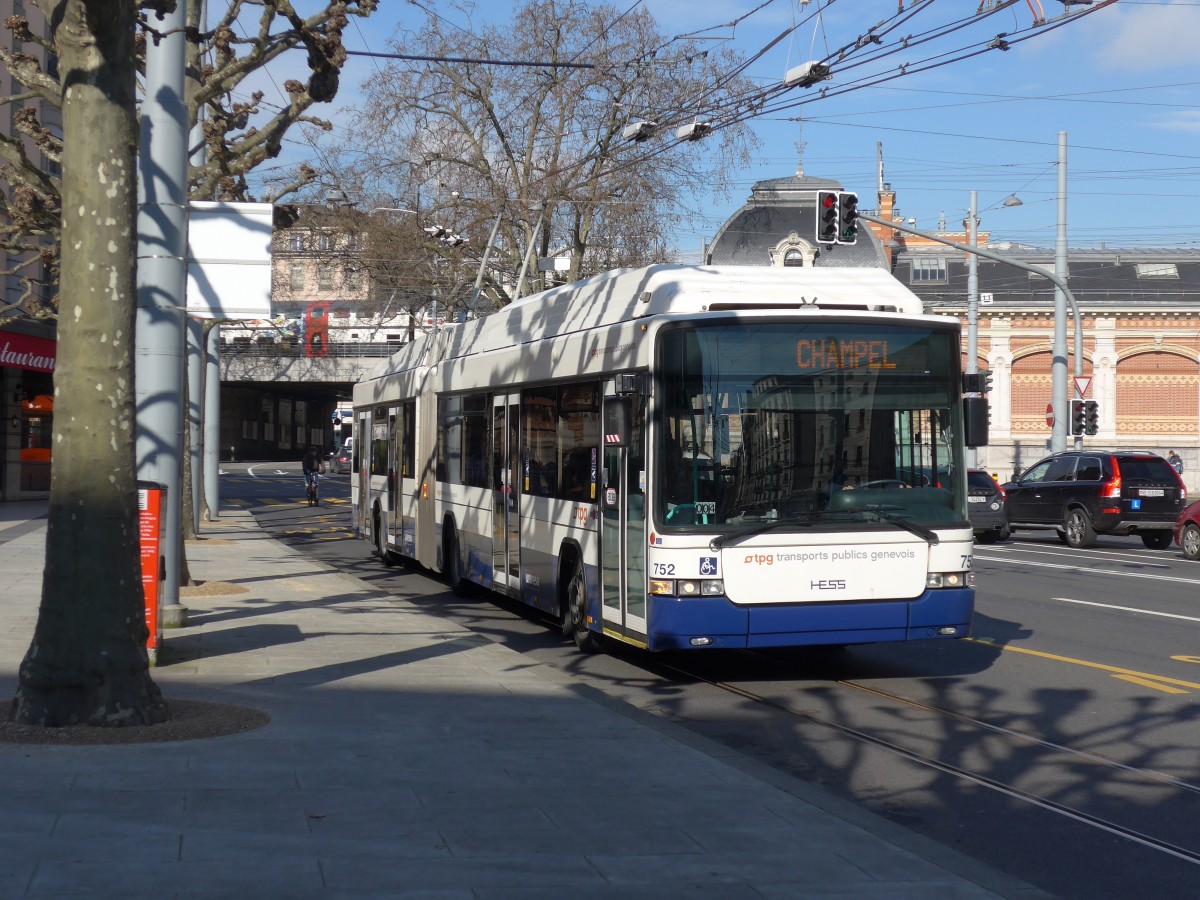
[744,554,774,566]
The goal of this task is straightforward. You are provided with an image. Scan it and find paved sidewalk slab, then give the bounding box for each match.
[0,505,1049,898]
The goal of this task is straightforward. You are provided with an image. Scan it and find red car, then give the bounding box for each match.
[1174,500,1200,560]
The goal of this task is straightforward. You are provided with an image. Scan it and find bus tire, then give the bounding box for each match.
[563,556,600,653]
[444,527,472,597]
[374,507,394,567]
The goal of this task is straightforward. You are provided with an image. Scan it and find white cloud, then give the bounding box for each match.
[1084,1,1200,71]
[1154,110,1200,134]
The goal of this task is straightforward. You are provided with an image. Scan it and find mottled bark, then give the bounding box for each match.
[11,0,167,727]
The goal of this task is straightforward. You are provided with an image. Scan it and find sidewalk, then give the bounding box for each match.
[0,503,1049,898]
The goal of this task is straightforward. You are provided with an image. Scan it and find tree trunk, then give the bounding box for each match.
[12,0,167,727]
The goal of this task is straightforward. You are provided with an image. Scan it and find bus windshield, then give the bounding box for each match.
[657,321,967,530]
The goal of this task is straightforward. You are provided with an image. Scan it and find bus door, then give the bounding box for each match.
[601,384,647,640]
[398,400,418,556]
[384,407,399,548]
[355,411,370,535]
[491,394,520,596]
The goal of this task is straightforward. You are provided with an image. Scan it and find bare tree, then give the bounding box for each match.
[0,0,379,321]
[325,0,758,307]
[10,0,166,726]
[6,0,377,727]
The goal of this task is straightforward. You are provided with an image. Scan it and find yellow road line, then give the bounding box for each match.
[969,637,1200,693]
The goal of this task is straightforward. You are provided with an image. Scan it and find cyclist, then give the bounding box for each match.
[302,445,325,503]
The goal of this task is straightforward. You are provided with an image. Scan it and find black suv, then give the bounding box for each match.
[1004,450,1186,548]
[968,469,1009,543]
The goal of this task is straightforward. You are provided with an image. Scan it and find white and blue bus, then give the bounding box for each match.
[351,265,986,652]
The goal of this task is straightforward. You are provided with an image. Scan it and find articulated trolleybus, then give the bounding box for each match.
[351,265,988,653]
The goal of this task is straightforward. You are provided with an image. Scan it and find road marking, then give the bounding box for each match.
[1110,674,1190,695]
[1051,595,1200,625]
[982,545,1172,568]
[973,553,1200,585]
[970,637,1200,693]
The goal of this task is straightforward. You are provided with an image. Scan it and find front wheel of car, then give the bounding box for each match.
[1064,509,1097,548]
[1181,524,1200,560]
[1141,531,1173,551]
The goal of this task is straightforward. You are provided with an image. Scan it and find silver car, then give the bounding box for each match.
[333,437,353,474]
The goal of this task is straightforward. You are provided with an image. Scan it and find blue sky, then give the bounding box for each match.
[267,1,1200,261]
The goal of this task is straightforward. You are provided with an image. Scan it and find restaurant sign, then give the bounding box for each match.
[0,332,56,372]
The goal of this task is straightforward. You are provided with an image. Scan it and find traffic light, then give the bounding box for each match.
[1070,399,1085,436]
[980,367,993,393]
[816,191,839,243]
[1083,400,1099,436]
[838,191,859,244]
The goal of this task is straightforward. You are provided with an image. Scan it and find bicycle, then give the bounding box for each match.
[306,472,320,506]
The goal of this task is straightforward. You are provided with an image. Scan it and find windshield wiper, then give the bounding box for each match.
[708,506,941,551]
[709,516,818,551]
[845,505,939,545]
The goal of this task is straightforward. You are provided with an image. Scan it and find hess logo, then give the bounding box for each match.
[810,579,847,590]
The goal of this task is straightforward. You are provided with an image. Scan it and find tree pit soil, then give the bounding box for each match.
[1,699,270,745]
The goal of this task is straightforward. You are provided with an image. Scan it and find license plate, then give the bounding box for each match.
[968,496,987,503]
[1139,489,1165,497]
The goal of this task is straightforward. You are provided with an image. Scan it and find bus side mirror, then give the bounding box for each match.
[963,396,989,448]
[604,397,632,448]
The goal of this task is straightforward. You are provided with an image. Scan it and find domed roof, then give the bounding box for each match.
[706,172,888,269]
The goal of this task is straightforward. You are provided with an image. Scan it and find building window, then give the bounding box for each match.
[288,232,306,252]
[346,232,364,251]
[289,263,305,292]
[318,233,336,252]
[783,249,804,267]
[1136,263,1178,279]
[345,267,363,291]
[318,268,334,291]
[910,257,947,283]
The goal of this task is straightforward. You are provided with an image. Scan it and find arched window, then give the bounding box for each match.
[783,249,804,267]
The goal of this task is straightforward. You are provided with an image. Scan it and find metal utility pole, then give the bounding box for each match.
[203,325,221,520]
[1054,132,1076,452]
[966,190,979,466]
[136,0,189,625]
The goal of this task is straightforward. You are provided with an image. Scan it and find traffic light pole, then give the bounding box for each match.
[858,211,1083,453]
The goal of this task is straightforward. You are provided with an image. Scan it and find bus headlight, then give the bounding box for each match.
[926,571,975,589]
[649,579,724,597]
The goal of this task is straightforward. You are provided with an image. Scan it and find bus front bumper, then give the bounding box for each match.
[645,589,974,651]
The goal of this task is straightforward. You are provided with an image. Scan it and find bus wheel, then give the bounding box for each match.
[444,528,472,597]
[374,509,394,567]
[564,558,600,653]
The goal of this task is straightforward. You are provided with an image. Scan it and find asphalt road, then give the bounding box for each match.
[219,462,1200,900]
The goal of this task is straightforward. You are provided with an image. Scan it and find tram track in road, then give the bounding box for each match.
[644,649,1200,871]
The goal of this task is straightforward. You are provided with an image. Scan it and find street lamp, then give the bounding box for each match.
[1002,194,1023,208]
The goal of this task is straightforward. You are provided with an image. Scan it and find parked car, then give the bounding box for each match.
[967,469,1009,543]
[1004,450,1186,549]
[1174,500,1200,560]
[333,437,353,474]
